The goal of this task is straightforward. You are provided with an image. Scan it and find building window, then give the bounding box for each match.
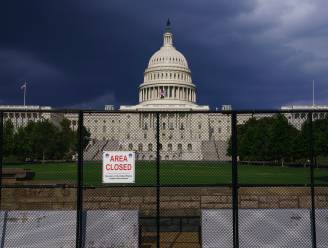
[127,133,130,139]
[159,143,163,150]
[162,122,166,129]
[198,123,201,129]
[178,144,182,151]
[128,144,133,150]
[168,144,172,151]
[144,133,147,139]
[102,126,106,133]
[180,123,184,130]
[218,127,221,133]
[187,144,192,151]
[169,123,174,130]
[148,143,153,151]
[143,123,148,130]
[138,144,143,152]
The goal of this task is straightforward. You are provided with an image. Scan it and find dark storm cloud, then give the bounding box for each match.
[0,0,328,109]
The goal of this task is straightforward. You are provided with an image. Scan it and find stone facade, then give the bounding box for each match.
[2,187,327,217]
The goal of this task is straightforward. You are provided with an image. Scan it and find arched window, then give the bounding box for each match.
[187,144,192,151]
[162,122,166,129]
[159,143,163,150]
[168,144,172,151]
[128,144,133,150]
[180,123,184,130]
[148,143,153,151]
[138,144,143,152]
[178,144,182,151]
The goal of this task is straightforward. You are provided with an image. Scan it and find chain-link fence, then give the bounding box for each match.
[0,109,327,247]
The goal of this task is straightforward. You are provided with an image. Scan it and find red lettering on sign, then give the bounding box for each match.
[106,164,132,170]
[110,155,128,162]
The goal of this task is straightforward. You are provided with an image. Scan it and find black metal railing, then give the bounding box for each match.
[0,109,327,247]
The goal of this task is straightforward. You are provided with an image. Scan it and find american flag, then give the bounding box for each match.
[20,82,27,90]
[160,88,165,98]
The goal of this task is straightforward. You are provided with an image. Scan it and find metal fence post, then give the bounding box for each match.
[156,112,160,248]
[76,111,84,248]
[231,112,239,248]
[309,112,317,248]
[0,112,3,209]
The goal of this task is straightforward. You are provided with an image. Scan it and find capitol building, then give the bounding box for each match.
[68,21,232,161]
[2,21,327,162]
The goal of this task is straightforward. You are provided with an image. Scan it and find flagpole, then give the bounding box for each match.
[312,80,314,107]
[24,81,26,106]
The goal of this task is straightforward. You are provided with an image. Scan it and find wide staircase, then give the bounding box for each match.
[84,139,120,161]
[201,140,219,161]
[201,140,229,161]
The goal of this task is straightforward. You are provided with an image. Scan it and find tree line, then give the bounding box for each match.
[227,114,328,165]
[3,119,90,162]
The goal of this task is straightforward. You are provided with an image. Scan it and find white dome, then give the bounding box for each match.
[148,46,189,69]
[138,21,198,107]
[120,20,209,111]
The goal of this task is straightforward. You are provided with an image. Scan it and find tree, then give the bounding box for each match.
[3,120,15,158]
[227,114,301,165]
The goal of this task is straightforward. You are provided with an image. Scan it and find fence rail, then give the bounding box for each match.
[0,109,328,247]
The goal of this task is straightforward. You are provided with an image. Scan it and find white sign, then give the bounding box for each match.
[102,151,135,183]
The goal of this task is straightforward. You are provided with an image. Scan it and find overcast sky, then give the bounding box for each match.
[1,0,328,110]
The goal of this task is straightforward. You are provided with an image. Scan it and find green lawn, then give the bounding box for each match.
[3,161,328,186]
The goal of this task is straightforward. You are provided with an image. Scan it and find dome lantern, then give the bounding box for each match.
[163,19,173,47]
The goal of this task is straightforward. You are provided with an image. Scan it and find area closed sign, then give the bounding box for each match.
[102,151,135,183]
